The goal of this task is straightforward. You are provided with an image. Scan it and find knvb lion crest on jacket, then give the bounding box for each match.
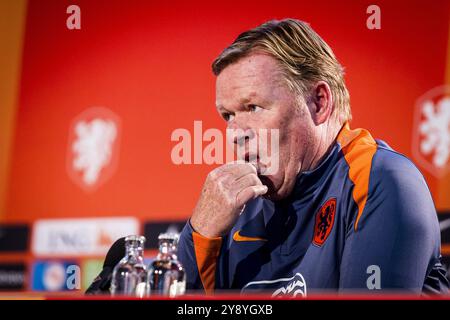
[313,198,337,246]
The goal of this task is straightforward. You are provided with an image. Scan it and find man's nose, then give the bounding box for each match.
[227,114,245,131]
[227,117,255,146]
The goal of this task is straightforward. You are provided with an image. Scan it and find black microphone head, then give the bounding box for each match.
[103,237,126,268]
[85,237,126,295]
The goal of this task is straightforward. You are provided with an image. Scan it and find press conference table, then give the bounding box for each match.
[0,291,448,300]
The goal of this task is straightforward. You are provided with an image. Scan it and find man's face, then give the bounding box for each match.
[216,53,318,200]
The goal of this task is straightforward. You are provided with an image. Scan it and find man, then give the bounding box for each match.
[178,19,449,295]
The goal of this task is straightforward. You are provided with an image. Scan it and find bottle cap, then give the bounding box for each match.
[158,232,180,243]
[125,235,146,245]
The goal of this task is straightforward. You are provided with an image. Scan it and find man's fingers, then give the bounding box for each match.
[232,173,262,191]
[210,161,257,180]
[236,185,268,208]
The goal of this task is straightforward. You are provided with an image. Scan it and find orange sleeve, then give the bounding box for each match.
[192,231,223,294]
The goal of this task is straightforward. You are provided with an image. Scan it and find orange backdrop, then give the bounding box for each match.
[1,0,450,223]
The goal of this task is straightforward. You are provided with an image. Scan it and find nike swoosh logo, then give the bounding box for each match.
[233,230,267,242]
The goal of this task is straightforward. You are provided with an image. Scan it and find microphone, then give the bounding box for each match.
[85,237,126,295]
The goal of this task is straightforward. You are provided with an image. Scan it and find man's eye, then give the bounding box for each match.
[223,113,235,122]
[248,104,263,113]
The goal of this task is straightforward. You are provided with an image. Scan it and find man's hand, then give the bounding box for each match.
[190,162,268,238]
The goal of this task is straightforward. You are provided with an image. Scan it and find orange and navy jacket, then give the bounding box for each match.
[178,123,449,295]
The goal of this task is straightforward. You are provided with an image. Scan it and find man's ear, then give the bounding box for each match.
[308,81,333,125]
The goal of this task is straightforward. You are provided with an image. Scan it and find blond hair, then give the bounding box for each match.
[212,19,351,124]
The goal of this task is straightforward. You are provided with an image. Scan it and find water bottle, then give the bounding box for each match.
[110,235,150,297]
[148,233,186,297]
